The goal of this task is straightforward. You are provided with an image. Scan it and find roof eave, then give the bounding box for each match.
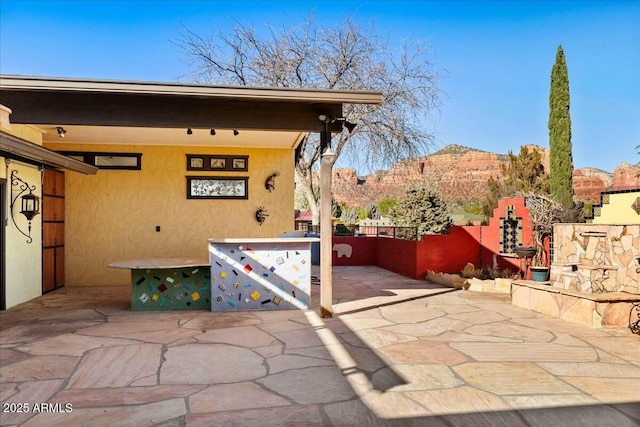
[0,130,98,174]
[0,75,383,105]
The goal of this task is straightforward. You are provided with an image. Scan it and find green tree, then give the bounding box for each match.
[481,146,549,216]
[389,187,452,239]
[376,198,397,217]
[549,45,574,207]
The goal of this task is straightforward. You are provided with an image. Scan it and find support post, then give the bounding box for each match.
[319,125,334,318]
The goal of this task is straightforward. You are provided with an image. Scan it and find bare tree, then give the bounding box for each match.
[521,191,563,266]
[176,14,441,224]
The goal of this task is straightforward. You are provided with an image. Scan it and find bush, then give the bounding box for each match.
[389,187,452,239]
[334,223,354,236]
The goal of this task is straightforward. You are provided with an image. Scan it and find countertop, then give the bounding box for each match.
[108,258,210,269]
[208,237,320,244]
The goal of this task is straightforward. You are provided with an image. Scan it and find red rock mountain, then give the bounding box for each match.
[331,144,637,207]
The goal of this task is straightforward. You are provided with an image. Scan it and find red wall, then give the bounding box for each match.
[330,197,537,280]
[332,236,377,266]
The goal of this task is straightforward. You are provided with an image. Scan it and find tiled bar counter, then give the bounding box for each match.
[208,237,318,312]
[109,258,211,310]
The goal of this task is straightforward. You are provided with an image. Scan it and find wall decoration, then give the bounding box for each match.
[187,155,248,171]
[210,158,227,169]
[130,266,211,310]
[332,243,353,258]
[209,240,312,311]
[189,157,204,169]
[187,176,248,199]
[232,158,246,170]
[255,207,269,225]
[265,171,280,192]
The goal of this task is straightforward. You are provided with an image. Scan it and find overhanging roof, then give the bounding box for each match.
[0,130,98,174]
[0,75,383,133]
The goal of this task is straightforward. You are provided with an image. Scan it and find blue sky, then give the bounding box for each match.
[1,0,638,173]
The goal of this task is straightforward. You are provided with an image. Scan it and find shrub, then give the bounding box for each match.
[389,187,452,240]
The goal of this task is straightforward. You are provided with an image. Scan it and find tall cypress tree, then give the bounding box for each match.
[548,45,574,207]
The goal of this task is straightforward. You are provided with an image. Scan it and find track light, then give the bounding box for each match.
[233,129,239,136]
[56,127,66,138]
[187,128,193,135]
[317,115,357,133]
[210,129,216,136]
[343,121,357,133]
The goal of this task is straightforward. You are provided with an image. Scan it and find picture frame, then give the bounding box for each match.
[210,158,227,169]
[187,176,248,199]
[232,158,246,170]
[187,154,248,171]
[189,156,204,169]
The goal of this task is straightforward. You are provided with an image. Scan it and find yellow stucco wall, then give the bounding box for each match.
[592,190,640,224]
[44,143,296,286]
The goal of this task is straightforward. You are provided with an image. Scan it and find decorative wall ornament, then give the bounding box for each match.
[186,154,248,171]
[632,197,640,215]
[499,204,523,254]
[186,176,248,199]
[332,243,353,258]
[255,207,269,225]
[265,171,280,192]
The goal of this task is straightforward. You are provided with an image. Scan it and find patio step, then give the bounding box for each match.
[512,280,640,329]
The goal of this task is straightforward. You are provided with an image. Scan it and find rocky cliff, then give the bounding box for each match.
[331,144,636,207]
[611,163,640,190]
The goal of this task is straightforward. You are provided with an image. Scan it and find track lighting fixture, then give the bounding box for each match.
[210,129,216,136]
[233,129,239,136]
[187,128,193,135]
[56,127,66,138]
[343,120,357,134]
[317,115,356,133]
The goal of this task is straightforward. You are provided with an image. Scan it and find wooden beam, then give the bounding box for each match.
[0,90,344,132]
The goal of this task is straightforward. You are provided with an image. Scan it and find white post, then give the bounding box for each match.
[320,148,335,318]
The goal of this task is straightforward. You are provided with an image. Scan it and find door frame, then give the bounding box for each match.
[1,178,6,310]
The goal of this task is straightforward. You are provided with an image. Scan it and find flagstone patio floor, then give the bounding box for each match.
[1,266,638,426]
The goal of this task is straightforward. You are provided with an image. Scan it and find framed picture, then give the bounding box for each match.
[189,156,204,169]
[186,154,248,171]
[232,158,246,170]
[187,176,248,199]
[210,158,227,169]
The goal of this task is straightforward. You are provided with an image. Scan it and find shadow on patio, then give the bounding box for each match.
[1,266,638,426]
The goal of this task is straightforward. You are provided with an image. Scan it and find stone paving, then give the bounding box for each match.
[0,266,639,426]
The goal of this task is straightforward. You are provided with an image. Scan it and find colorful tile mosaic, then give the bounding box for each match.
[499,205,523,254]
[209,241,312,311]
[632,197,640,215]
[130,266,211,310]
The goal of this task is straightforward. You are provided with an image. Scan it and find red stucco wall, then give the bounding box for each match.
[330,197,535,280]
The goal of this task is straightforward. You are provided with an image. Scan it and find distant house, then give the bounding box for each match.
[294,210,314,232]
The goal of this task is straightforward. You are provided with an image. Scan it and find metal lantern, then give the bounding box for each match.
[20,190,40,221]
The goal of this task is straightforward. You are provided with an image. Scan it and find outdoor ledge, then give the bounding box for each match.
[575,265,618,271]
[553,263,618,270]
[109,258,209,269]
[512,280,640,302]
[499,252,518,258]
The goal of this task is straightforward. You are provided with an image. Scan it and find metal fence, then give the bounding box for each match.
[296,223,419,240]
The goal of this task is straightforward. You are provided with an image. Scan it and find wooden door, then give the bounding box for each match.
[42,169,65,292]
